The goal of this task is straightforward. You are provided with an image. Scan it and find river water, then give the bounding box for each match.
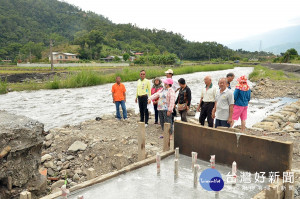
[0,67,297,130]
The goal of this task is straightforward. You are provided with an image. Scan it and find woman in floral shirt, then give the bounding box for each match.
[151,78,163,124]
[148,78,176,138]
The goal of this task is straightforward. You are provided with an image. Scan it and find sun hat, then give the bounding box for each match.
[164,69,173,74]
[162,78,173,85]
[152,77,162,85]
[236,75,250,91]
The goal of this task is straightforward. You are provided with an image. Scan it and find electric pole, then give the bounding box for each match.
[50,39,54,71]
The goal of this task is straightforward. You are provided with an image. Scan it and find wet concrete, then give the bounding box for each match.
[0,67,297,130]
[68,155,270,199]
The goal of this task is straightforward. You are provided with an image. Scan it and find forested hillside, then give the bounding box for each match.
[0,0,262,62]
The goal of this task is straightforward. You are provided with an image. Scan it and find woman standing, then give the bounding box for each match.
[231,75,251,133]
[175,78,192,122]
[151,78,163,124]
[148,78,176,138]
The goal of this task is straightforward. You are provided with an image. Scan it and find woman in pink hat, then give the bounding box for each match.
[148,78,176,138]
[231,75,251,133]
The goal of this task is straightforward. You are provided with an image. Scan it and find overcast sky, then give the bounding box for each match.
[62,0,300,44]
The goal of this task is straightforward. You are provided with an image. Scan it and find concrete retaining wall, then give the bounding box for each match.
[174,121,293,174]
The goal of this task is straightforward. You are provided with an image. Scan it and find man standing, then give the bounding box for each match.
[212,78,234,128]
[175,78,192,122]
[112,76,127,120]
[196,76,217,127]
[135,70,151,126]
[226,73,235,89]
[165,69,180,92]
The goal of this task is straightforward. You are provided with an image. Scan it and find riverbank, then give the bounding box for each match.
[0,64,246,94]
[40,99,300,197]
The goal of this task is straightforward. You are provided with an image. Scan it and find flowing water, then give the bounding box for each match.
[0,67,296,130]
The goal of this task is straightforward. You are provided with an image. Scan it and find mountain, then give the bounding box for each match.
[264,42,300,55]
[0,0,235,62]
[227,25,300,54]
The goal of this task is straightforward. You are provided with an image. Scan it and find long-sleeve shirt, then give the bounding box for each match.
[136,79,151,98]
[151,87,163,103]
[149,87,176,112]
[234,89,251,106]
[175,86,192,106]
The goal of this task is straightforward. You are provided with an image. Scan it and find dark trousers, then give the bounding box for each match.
[199,102,215,127]
[154,104,158,123]
[179,110,188,122]
[138,95,149,124]
[158,110,173,134]
[215,119,230,128]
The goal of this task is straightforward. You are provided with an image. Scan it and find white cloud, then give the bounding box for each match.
[62,0,300,43]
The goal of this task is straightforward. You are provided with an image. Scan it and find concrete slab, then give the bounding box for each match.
[68,155,270,199]
[174,121,293,175]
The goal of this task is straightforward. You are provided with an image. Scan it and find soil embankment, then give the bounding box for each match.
[262,63,300,74]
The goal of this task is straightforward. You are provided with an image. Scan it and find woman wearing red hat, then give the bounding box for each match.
[231,75,251,133]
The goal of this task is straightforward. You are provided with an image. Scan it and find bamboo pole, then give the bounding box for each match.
[163,123,170,152]
[138,122,146,161]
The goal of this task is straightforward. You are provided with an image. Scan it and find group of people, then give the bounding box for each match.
[111,69,251,138]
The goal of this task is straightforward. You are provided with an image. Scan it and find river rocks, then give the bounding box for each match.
[0,111,45,198]
[44,161,54,168]
[41,154,52,162]
[51,180,65,190]
[251,78,300,99]
[295,123,300,130]
[253,122,279,131]
[253,100,300,132]
[73,173,80,182]
[68,141,87,152]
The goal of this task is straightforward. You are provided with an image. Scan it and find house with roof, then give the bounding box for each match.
[49,52,79,63]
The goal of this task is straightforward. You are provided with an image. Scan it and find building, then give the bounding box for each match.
[100,56,124,62]
[49,52,79,64]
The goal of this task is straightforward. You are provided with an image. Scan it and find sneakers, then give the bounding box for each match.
[154,122,158,124]
[145,124,148,127]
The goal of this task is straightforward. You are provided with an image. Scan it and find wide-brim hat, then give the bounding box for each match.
[165,69,173,74]
[152,78,162,84]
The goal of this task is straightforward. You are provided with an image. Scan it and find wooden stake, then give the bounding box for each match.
[86,168,96,180]
[7,176,12,191]
[175,147,179,159]
[138,122,146,161]
[194,164,199,188]
[192,152,197,171]
[20,191,31,199]
[174,159,179,177]
[156,152,161,174]
[163,123,170,152]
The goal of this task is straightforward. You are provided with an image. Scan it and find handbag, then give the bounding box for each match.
[178,103,187,111]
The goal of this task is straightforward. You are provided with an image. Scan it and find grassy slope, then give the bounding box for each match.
[249,65,299,81]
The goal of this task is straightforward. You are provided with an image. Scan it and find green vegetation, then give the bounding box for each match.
[273,48,300,63]
[134,54,178,65]
[249,65,298,81]
[0,0,274,64]
[0,79,7,94]
[3,64,245,92]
